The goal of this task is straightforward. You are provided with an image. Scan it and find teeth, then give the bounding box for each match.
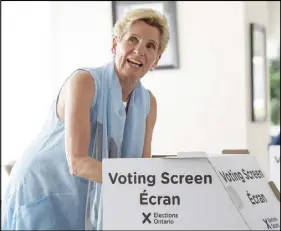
[128,58,142,65]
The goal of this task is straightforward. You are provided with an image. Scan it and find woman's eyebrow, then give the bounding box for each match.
[148,39,158,46]
[130,33,139,38]
[130,33,158,45]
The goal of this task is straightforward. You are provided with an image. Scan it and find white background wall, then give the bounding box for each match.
[50,1,249,154]
[2,1,53,197]
[267,1,280,58]
[142,1,248,155]
[2,2,279,178]
[2,1,53,163]
[244,1,271,176]
[49,1,277,176]
[49,2,113,95]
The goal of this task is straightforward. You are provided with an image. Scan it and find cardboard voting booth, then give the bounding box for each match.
[209,154,280,230]
[102,152,280,230]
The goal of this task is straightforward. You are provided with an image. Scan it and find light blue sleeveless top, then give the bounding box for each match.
[1,61,150,230]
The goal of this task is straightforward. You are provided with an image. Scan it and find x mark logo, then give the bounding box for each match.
[263,219,272,229]
[142,212,151,224]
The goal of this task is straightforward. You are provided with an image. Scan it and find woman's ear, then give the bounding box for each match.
[151,54,162,70]
[112,36,118,55]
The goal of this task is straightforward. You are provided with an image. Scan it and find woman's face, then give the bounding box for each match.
[112,20,161,82]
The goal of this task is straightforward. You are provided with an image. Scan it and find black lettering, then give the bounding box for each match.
[142,213,151,224]
[220,170,245,183]
[109,172,156,186]
[246,190,268,205]
[257,170,264,178]
[236,172,245,183]
[185,175,193,183]
[171,175,178,184]
[263,218,272,229]
[161,172,170,184]
[108,173,118,184]
[239,172,245,183]
[253,194,259,204]
[242,169,249,180]
[232,171,238,181]
[246,190,255,205]
[127,172,133,183]
[219,171,228,183]
[249,171,254,179]
[260,194,267,203]
[138,174,145,184]
[141,191,180,206]
[242,169,265,180]
[161,173,212,184]
[194,175,202,184]
[268,217,278,223]
[119,175,127,184]
[162,196,169,205]
[140,190,148,205]
[226,173,232,182]
[204,175,212,184]
[179,175,185,183]
[147,175,155,186]
[149,195,157,205]
[172,196,180,205]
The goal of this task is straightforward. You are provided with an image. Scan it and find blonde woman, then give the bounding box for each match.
[2,8,170,230]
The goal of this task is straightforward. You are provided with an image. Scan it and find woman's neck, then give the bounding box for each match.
[114,63,138,102]
[120,79,137,102]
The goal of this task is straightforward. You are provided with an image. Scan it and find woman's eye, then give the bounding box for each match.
[128,37,137,43]
[147,43,155,50]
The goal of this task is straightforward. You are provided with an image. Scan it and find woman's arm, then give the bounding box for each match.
[59,70,102,183]
[142,90,157,158]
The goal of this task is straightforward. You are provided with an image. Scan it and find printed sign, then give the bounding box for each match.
[209,154,280,230]
[103,157,249,230]
[269,145,280,191]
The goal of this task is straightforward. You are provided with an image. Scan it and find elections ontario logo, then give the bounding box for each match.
[142,212,179,225]
[262,217,280,230]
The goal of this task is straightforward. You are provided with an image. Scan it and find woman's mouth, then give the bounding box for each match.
[127,58,143,68]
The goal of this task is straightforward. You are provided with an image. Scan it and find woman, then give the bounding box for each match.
[1,8,170,230]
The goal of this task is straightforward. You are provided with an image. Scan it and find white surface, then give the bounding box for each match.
[209,154,280,230]
[103,157,249,230]
[269,145,280,191]
[2,2,53,163]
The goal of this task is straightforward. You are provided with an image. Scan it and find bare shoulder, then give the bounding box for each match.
[57,70,95,120]
[66,70,95,90]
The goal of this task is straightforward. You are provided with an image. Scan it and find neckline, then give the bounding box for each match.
[111,60,140,98]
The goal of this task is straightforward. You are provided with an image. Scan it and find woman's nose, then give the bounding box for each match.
[133,44,145,56]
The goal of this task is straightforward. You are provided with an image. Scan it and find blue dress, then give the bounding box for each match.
[1,61,150,230]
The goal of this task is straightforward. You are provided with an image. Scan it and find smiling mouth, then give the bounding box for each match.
[127,58,143,68]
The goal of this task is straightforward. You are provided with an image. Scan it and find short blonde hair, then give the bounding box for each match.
[113,8,170,55]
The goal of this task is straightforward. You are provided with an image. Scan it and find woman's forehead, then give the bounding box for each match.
[126,21,160,42]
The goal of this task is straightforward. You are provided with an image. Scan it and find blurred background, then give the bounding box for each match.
[1,1,280,195]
